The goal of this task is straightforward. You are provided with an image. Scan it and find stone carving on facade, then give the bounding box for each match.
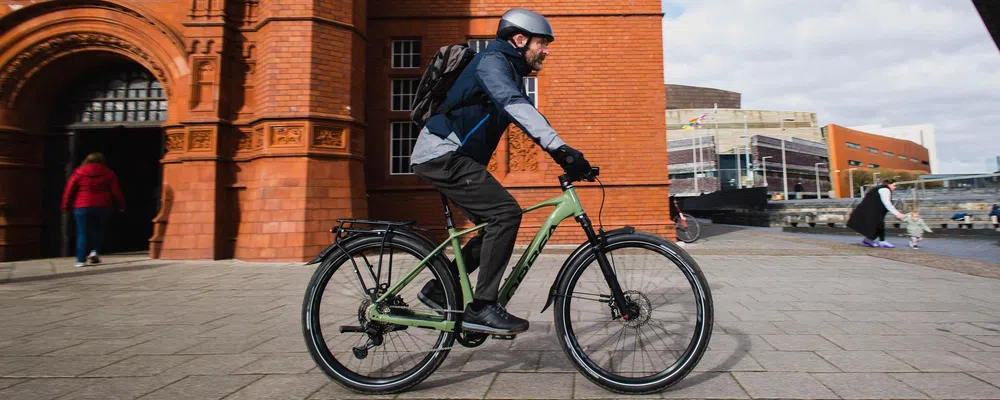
[0,0,187,54]
[189,130,212,150]
[507,126,538,172]
[253,127,264,150]
[0,32,171,107]
[237,130,253,150]
[271,126,303,146]
[165,133,184,152]
[313,126,345,148]
[487,154,500,173]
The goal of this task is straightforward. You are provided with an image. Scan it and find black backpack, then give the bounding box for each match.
[410,43,489,128]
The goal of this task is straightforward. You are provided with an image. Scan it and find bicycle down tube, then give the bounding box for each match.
[368,183,610,329]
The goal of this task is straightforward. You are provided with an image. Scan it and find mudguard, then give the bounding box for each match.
[539,226,635,313]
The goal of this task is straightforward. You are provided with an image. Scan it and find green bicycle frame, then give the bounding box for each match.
[366,185,586,332]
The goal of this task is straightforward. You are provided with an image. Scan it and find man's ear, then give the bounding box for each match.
[513,33,527,47]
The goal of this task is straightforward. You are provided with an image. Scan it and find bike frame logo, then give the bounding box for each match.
[500,225,557,303]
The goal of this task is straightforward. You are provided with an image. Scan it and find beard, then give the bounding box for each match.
[528,53,545,71]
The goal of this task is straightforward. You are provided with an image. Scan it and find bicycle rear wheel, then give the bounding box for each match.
[673,213,700,243]
[554,232,713,394]
[302,234,458,394]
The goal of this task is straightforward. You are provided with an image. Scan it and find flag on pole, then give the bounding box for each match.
[681,113,708,130]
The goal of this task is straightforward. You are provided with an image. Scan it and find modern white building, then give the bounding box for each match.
[848,124,938,173]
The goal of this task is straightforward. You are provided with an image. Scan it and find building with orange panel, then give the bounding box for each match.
[0,0,669,262]
[824,124,931,198]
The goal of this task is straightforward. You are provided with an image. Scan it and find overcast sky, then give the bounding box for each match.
[661,0,1000,174]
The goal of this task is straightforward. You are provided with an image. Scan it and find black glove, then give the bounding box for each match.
[550,145,592,178]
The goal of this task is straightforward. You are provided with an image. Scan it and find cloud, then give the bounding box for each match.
[662,0,1000,174]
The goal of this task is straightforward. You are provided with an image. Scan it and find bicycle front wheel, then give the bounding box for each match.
[673,213,700,243]
[554,232,713,394]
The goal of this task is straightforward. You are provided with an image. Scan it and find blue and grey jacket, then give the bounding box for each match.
[409,38,565,167]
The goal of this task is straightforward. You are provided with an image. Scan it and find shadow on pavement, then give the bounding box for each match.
[0,261,176,284]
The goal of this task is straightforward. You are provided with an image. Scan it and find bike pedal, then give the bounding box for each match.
[490,334,517,340]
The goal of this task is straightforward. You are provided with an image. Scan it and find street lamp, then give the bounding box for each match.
[779,117,795,200]
[761,156,773,189]
[848,167,858,198]
[815,162,826,199]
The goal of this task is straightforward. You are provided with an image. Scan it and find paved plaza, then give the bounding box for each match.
[1,225,999,399]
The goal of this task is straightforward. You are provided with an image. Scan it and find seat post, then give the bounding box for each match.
[440,194,455,229]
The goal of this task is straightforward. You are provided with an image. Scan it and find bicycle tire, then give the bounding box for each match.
[553,232,713,394]
[673,213,701,243]
[302,234,458,394]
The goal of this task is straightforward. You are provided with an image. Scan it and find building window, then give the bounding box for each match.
[869,163,880,168]
[921,160,929,165]
[390,122,419,174]
[523,77,538,107]
[883,151,894,157]
[867,147,879,154]
[391,40,421,68]
[72,68,167,124]
[910,157,918,162]
[898,155,907,160]
[848,160,863,167]
[391,78,420,111]
[846,142,861,149]
[468,39,491,53]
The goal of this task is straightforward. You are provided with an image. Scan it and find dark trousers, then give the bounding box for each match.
[74,207,112,262]
[867,220,886,242]
[412,152,522,302]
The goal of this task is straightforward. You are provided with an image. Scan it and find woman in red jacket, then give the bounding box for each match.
[62,153,126,267]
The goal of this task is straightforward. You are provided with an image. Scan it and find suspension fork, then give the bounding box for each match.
[576,213,637,320]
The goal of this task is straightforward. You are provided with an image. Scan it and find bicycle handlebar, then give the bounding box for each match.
[559,166,600,186]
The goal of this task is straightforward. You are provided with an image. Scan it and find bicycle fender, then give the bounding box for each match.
[540,226,635,313]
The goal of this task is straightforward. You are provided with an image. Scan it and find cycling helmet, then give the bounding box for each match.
[497,8,554,42]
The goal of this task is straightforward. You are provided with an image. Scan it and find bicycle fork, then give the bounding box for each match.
[575,213,638,321]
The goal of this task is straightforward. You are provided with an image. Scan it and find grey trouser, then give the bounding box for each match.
[412,152,522,302]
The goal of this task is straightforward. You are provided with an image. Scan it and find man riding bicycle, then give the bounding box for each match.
[410,8,593,335]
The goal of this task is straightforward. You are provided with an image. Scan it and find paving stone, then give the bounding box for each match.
[817,350,916,372]
[820,334,910,351]
[692,349,765,372]
[5,355,127,377]
[783,310,847,322]
[223,374,329,400]
[486,372,573,399]
[175,336,274,355]
[231,353,316,374]
[716,321,784,335]
[0,378,25,389]
[308,381,397,399]
[0,339,85,356]
[955,351,1000,370]
[888,350,995,372]
[56,376,183,400]
[396,371,496,399]
[774,321,848,335]
[537,351,576,372]
[732,372,838,399]
[748,351,839,372]
[45,338,152,356]
[135,375,262,400]
[892,372,1000,399]
[110,337,209,356]
[461,351,540,372]
[890,334,982,351]
[970,372,1000,388]
[707,334,776,351]
[759,334,840,351]
[812,372,928,399]
[80,355,196,377]
[0,377,99,400]
[158,354,264,376]
[660,372,749,399]
[829,321,905,335]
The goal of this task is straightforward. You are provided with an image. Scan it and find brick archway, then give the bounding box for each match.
[0,1,190,261]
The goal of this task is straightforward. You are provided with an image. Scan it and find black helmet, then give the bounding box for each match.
[497,8,554,42]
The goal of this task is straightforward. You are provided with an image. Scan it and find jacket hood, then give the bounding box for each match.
[76,163,111,177]
[486,38,532,76]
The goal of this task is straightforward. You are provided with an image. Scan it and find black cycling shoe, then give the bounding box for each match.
[462,302,529,334]
[417,279,447,311]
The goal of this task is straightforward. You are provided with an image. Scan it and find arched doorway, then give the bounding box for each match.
[40,61,166,258]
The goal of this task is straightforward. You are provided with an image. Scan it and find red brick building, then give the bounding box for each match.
[0,0,670,262]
